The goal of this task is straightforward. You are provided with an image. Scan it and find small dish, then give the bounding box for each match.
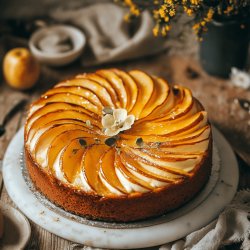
[29,25,86,66]
[0,201,31,250]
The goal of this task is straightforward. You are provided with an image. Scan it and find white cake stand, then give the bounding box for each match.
[2,126,238,249]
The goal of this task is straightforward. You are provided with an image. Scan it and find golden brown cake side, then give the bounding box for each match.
[24,68,212,222]
[25,140,212,222]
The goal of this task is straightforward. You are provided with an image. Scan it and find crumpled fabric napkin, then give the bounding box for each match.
[51,3,168,66]
[160,189,250,250]
[68,190,250,250]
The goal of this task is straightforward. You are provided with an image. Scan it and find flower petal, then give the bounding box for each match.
[123,115,135,127]
[113,109,127,123]
[105,128,120,136]
[102,114,115,129]
[120,115,135,132]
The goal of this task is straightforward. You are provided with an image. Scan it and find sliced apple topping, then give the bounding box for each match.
[120,125,210,147]
[140,76,169,118]
[123,146,198,174]
[82,73,120,107]
[27,110,101,145]
[111,69,138,112]
[114,154,150,192]
[47,129,101,173]
[26,102,97,132]
[82,145,113,196]
[56,78,115,108]
[136,77,174,123]
[29,93,101,115]
[34,124,88,167]
[45,86,103,109]
[130,111,207,136]
[129,70,154,119]
[154,87,194,122]
[25,69,211,196]
[98,149,127,194]
[96,69,127,108]
[120,152,176,183]
[60,139,86,183]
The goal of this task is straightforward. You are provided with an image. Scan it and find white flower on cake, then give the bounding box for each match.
[102,108,135,136]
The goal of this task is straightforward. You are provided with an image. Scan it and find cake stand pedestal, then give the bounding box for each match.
[2,127,238,249]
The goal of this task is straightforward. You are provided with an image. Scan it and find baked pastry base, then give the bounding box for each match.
[25,142,212,222]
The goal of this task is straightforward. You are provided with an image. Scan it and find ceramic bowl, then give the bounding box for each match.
[29,25,86,66]
[0,201,31,250]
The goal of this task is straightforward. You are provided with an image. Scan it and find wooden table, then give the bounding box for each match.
[0,52,249,250]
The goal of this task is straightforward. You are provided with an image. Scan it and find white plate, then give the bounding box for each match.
[2,126,238,249]
[0,202,31,250]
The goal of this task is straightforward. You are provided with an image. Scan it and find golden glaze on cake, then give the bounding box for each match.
[24,69,212,222]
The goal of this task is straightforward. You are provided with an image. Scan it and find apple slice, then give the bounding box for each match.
[28,109,99,134]
[120,125,210,147]
[27,110,100,145]
[120,134,162,147]
[171,125,211,141]
[56,78,115,108]
[160,139,209,154]
[123,146,195,174]
[136,77,174,123]
[140,75,169,118]
[29,92,100,115]
[128,70,154,119]
[154,87,194,123]
[120,152,175,183]
[78,73,120,107]
[45,86,103,109]
[98,149,127,194]
[160,132,210,146]
[26,102,98,132]
[136,160,184,181]
[27,119,84,149]
[60,139,86,183]
[122,147,193,176]
[136,127,210,148]
[114,154,151,192]
[111,69,138,112]
[96,69,127,108]
[82,145,112,196]
[47,129,98,172]
[129,111,207,136]
[33,124,81,166]
[166,115,209,139]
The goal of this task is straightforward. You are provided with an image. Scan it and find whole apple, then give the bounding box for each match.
[3,48,40,90]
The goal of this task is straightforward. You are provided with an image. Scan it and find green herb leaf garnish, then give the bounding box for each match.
[105,137,117,147]
[102,107,113,115]
[79,139,87,147]
[136,137,144,147]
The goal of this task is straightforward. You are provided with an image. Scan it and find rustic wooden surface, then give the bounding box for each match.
[0,51,249,250]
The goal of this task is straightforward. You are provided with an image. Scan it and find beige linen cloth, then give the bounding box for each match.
[51,3,169,66]
[69,190,250,250]
[160,190,250,250]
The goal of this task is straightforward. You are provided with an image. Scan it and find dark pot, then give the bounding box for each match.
[200,19,250,78]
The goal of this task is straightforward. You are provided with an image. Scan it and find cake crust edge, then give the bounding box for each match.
[24,137,212,222]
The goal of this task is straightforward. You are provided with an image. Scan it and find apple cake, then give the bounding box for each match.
[24,69,212,222]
